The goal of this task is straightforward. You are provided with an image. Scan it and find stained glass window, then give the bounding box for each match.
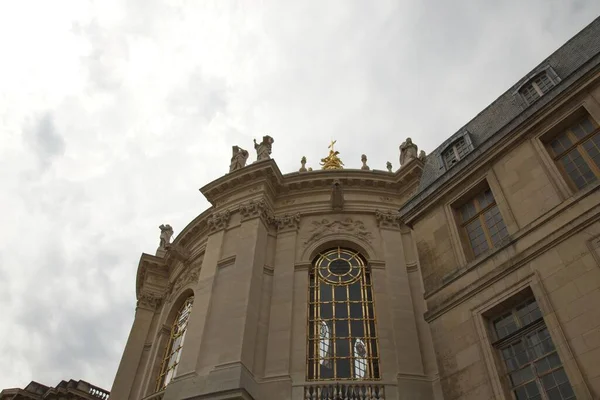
[156,296,194,391]
[307,248,380,380]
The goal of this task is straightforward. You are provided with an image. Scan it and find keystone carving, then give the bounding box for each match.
[304,218,373,245]
[137,292,164,310]
[207,210,231,233]
[375,210,402,229]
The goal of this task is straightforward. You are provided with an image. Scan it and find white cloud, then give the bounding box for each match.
[0,0,598,390]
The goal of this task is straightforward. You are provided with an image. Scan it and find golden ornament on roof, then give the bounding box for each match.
[320,140,344,170]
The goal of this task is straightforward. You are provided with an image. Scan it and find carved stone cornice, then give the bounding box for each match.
[375,210,402,229]
[270,213,301,233]
[207,210,231,233]
[137,292,164,310]
[239,199,273,223]
[136,254,167,299]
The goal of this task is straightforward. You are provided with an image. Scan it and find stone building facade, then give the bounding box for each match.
[0,379,109,400]
[110,18,600,400]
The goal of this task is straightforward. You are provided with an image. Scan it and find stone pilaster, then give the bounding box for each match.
[377,217,427,388]
[110,306,156,400]
[264,214,300,378]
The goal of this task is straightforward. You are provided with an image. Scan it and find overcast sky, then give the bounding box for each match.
[0,0,599,391]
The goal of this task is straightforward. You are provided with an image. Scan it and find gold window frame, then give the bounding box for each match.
[307,247,380,381]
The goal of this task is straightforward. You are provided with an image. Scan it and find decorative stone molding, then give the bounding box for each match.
[263,265,274,276]
[165,263,201,302]
[239,199,272,223]
[207,210,231,233]
[137,292,164,310]
[375,210,402,229]
[270,213,301,232]
[217,255,237,268]
[303,218,373,245]
[406,261,418,272]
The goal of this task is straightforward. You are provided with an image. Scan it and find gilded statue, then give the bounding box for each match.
[320,140,344,170]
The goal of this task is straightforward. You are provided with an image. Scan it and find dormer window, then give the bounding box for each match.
[442,136,471,168]
[519,72,555,104]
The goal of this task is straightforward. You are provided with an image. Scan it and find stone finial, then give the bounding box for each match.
[229,145,249,172]
[399,137,418,167]
[386,161,392,172]
[419,150,427,161]
[361,154,370,170]
[299,156,307,172]
[254,135,274,162]
[308,167,313,172]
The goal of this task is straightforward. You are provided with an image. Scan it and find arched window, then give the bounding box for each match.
[307,248,380,380]
[156,296,194,391]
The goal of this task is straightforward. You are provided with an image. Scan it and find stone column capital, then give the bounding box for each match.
[270,213,301,233]
[207,210,231,233]
[136,292,164,311]
[375,210,402,230]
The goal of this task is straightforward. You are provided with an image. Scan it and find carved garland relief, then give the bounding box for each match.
[303,218,374,246]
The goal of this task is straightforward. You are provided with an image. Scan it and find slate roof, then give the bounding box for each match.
[399,16,600,218]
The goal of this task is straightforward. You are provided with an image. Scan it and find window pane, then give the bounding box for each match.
[550,133,574,157]
[582,132,600,170]
[521,83,540,103]
[460,201,477,221]
[465,218,489,256]
[558,149,597,189]
[495,313,518,339]
[455,137,470,158]
[443,146,459,167]
[534,73,554,94]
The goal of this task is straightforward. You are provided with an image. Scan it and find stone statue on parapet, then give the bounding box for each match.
[386,161,392,172]
[419,150,427,162]
[229,145,249,172]
[254,135,274,162]
[159,224,173,248]
[157,224,174,257]
[399,137,418,167]
[320,140,344,170]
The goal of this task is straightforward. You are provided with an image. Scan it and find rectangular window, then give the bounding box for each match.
[547,115,600,191]
[491,298,576,400]
[457,187,509,258]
